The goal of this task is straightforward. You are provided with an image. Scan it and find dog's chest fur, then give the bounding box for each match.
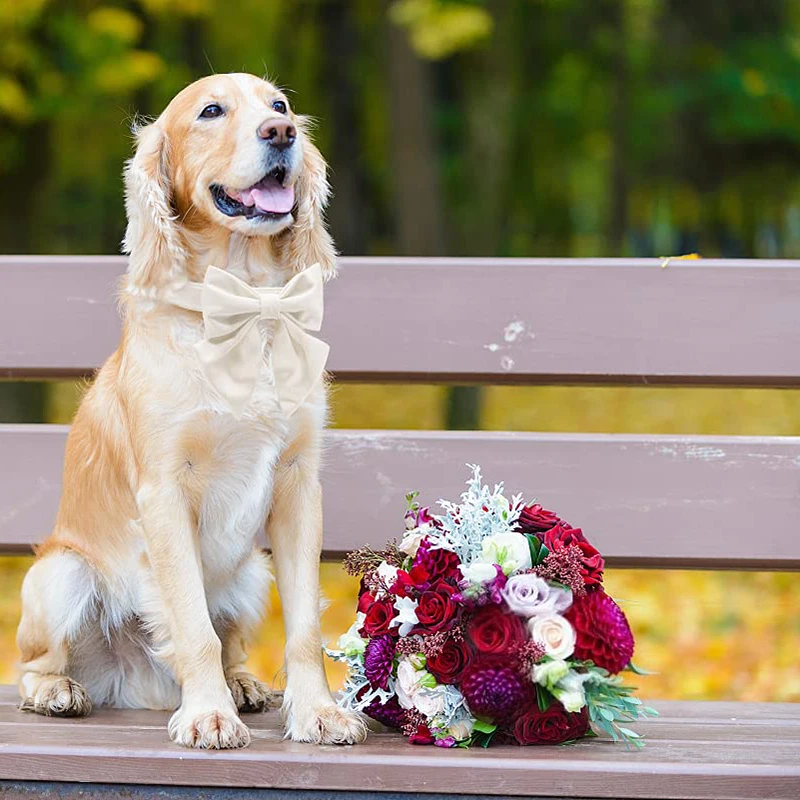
[130,305,291,588]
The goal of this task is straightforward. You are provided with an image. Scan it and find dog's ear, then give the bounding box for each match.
[286,120,337,280]
[122,122,187,294]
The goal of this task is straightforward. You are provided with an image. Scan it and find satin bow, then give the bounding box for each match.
[165,264,329,418]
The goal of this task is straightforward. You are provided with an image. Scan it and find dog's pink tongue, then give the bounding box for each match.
[240,181,295,214]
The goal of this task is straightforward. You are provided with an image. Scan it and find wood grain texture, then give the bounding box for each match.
[1,426,799,568]
[0,688,798,800]
[2,256,800,385]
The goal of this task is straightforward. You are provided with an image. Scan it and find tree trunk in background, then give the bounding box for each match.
[385,6,481,430]
[385,5,445,256]
[319,3,372,254]
[607,0,629,255]
[0,121,49,421]
[461,0,515,256]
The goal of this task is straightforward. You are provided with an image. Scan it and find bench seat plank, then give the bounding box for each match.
[3,256,800,386]
[2,426,799,569]
[0,688,797,799]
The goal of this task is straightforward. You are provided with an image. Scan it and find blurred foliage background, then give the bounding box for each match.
[1,0,799,702]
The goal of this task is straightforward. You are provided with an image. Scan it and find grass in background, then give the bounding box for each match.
[1,381,798,701]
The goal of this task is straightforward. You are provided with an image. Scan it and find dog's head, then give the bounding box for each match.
[123,73,335,293]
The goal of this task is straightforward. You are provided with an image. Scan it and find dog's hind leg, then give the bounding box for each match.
[17,548,95,717]
[217,551,275,713]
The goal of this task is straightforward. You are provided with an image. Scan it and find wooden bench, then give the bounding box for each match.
[1,255,799,800]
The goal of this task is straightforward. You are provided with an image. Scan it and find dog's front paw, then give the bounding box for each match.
[284,698,367,745]
[227,671,274,713]
[168,705,251,749]
[20,676,92,717]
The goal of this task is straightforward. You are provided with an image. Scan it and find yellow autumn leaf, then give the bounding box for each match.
[391,0,493,60]
[92,51,165,94]
[742,68,767,97]
[87,7,143,45]
[0,75,33,122]
[659,253,701,268]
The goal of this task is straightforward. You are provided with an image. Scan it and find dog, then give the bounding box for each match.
[15,73,367,749]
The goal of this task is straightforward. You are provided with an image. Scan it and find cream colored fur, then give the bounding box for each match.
[16,73,366,749]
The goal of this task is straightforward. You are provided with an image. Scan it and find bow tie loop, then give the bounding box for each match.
[165,264,329,418]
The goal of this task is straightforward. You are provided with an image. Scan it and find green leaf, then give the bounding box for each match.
[599,707,616,722]
[525,534,549,566]
[473,720,497,734]
[617,727,641,738]
[627,661,656,676]
[536,685,553,712]
[470,728,498,748]
[643,706,659,717]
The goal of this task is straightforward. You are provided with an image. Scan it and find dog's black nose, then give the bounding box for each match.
[258,118,296,151]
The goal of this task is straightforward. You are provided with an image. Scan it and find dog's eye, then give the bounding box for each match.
[272,100,287,114]
[199,104,224,119]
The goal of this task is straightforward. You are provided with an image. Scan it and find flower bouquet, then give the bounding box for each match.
[326,466,656,748]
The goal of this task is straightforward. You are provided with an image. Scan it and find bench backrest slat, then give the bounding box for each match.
[3,256,799,570]
[3,256,800,385]
[2,425,798,569]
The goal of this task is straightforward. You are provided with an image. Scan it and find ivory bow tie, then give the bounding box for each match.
[165,264,329,418]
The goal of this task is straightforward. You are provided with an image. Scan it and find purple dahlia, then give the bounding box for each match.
[364,634,395,689]
[460,658,533,724]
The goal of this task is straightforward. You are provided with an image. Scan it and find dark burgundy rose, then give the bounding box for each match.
[415,580,458,632]
[543,522,586,546]
[517,503,563,534]
[543,523,604,587]
[413,540,461,585]
[426,638,473,684]
[511,701,590,745]
[360,598,397,637]
[466,604,527,654]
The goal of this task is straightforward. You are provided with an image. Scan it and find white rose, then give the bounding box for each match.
[529,614,576,660]
[448,717,475,742]
[414,687,446,718]
[395,659,423,710]
[337,613,367,656]
[391,595,420,637]
[399,525,431,557]
[458,560,498,585]
[481,532,532,575]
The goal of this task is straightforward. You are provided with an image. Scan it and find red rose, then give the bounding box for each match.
[466,604,527,654]
[543,524,604,588]
[357,590,376,613]
[360,598,397,637]
[517,503,563,534]
[426,638,473,684]
[511,701,590,745]
[415,580,458,632]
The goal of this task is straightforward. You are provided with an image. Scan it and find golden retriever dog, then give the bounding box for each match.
[15,73,367,749]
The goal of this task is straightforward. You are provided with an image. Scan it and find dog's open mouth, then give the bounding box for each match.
[211,167,295,220]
